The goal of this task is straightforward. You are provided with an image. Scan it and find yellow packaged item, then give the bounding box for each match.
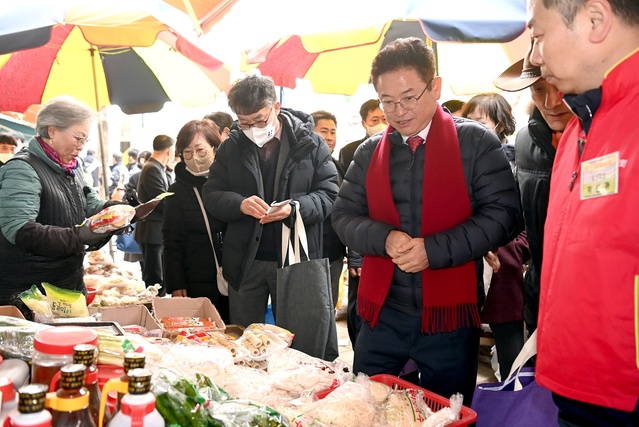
[42,282,89,318]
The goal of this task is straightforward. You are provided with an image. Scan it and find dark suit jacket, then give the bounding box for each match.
[338,136,366,173]
[134,157,172,245]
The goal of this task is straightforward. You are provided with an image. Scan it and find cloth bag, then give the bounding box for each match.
[276,202,338,361]
[194,188,229,296]
[471,330,559,427]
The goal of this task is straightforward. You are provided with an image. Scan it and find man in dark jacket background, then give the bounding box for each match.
[202,75,339,329]
[332,38,520,404]
[493,43,573,334]
[311,109,346,309]
[134,135,175,295]
[337,98,387,347]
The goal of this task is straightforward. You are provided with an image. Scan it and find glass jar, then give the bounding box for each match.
[31,327,98,388]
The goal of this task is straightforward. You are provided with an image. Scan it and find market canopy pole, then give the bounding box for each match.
[181,0,204,35]
[90,45,116,259]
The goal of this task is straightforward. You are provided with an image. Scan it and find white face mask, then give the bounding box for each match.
[184,149,215,175]
[243,122,276,148]
[0,153,12,163]
[365,123,387,136]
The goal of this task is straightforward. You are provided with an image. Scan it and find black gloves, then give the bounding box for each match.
[76,224,111,251]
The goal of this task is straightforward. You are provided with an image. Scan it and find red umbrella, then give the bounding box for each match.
[0,0,232,114]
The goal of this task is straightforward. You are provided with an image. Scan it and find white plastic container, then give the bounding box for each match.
[0,377,18,425]
[4,384,52,427]
[107,369,162,427]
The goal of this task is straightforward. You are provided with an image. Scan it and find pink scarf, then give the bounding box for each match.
[37,137,78,176]
[359,105,481,334]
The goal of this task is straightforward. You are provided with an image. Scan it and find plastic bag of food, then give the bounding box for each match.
[0,316,51,360]
[87,204,136,233]
[207,400,289,427]
[236,328,288,361]
[18,285,53,321]
[288,379,377,426]
[41,282,89,318]
[422,393,464,427]
[246,323,294,346]
[152,368,225,427]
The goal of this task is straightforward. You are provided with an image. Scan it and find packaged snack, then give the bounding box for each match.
[87,204,136,233]
[160,317,218,333]
[42,282,89,318]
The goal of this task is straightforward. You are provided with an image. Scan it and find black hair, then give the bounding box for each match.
[371,38,436,91]
[310,110,337,126]
[228,75,277,116]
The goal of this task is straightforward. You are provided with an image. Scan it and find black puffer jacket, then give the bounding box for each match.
[202,108,339,289]
[514,108,556,330]
[163,162,228,321]
[332,118,521,315]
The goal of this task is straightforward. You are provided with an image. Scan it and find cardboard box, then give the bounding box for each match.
[89,305,162,336]
[152,297,225,335]
[0,305,26,320]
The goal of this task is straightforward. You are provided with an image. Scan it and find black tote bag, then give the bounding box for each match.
[276,202,339,361]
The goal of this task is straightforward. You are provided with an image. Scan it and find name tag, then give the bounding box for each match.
[580,151,619,200]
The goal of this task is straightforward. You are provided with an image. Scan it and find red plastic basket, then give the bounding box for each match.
[316,374,477,426]
[370,374,477,426]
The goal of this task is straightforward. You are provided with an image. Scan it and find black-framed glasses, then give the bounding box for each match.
[64,128,89,145]
[237,108,274,130]
[182,147,211,160]
[379,79,433,113]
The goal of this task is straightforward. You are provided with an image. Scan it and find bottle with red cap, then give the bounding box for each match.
[0,377,18,425]
[98,353,145,427]
[46,364,96,427]
[3,384,51,427]
[107,369,163,427]
[71,344,107,426]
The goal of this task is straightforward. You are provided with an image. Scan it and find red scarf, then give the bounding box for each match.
[37,137,78,176]
[360,105,480,334]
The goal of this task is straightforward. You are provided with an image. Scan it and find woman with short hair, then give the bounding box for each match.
[162,119,229,322]
[0,96,114,307]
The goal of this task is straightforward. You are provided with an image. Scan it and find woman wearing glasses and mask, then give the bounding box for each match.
[162,119,229,323]
[0,96,116,309]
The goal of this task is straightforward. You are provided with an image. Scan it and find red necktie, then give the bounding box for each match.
[407,135,424,153]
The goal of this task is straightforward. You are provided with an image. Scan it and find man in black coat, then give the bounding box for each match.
[338,99,387,173]
[332,38,520,404]
[202,75,338,329]
[134,135,175,295]
[337,99,387,346]
[493,44,573,334]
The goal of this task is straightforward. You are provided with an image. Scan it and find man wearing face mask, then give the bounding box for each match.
[202,75,339,328]
[338,99,388,173]
[163,119,229,322]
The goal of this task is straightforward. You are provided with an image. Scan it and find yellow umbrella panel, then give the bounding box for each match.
[0,25,229,115]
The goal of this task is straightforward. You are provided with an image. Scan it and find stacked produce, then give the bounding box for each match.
[84,251,160,307]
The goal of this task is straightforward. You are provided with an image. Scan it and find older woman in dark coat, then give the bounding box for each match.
[0,96,113,308]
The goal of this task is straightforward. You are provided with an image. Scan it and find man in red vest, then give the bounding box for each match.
[527,0,639,424]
